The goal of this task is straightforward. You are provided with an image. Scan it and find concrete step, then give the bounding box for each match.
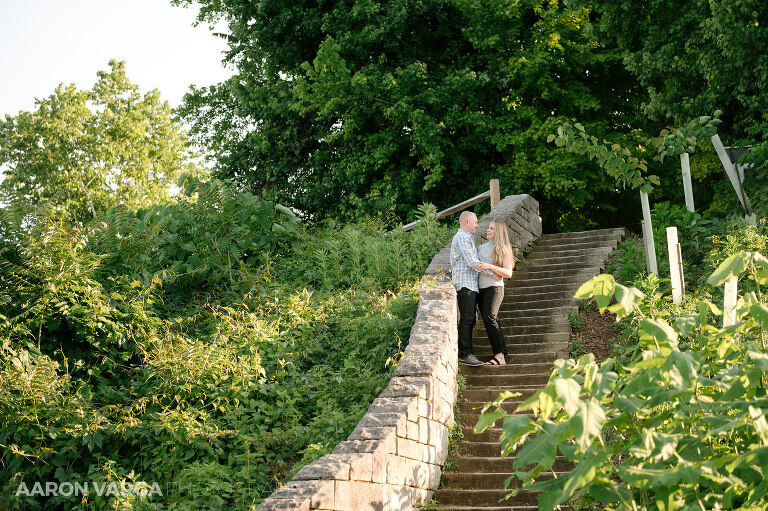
[514,260,605,273]
[503,282,582,295]
[499,299,577,312]
[526,250,613,263]
[532,238,623,252]
[538,227,626,242]
[471,342,567,356]
[460,387,539,402]
[458,400,533,416]
[472,332,570,344]
[490,312,568,324]
[502,289,578,302]
[434,487,538,507]
[460,371,551,388]
[450,457,573,474]
[512,266,602,279]
[473,323,570,336]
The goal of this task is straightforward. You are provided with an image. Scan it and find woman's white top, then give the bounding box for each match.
[478,241,504,289]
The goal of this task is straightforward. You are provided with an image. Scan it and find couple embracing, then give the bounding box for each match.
[450,211,514,367]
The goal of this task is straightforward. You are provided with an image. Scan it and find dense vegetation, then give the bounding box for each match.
[0,63,454,509]
[477,152,768,508]
[0,178,453,509]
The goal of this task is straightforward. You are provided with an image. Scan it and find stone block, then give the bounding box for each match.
[402,457,430,488]
[408,321,450,341]
[419,283,455,302]
[396,437,424,461]
[415,299,455,326]
[418,417,446,448]
[417,398,432,419]
[386,454,406,485]
[372,451,388,483]
[433,396,453,425]
[394,355,441,379]
[349,426,396,442]
[379,377,432,400]
[333,480,385,511]
[349,452,374,482]
[267,480,333,510]
[256,497,310,511]
[293,454,350,481]
[334,434,395,457]
[406,419,419,441]
[423,444,437,464]
[369,397,419,422]
[357,412,408,440]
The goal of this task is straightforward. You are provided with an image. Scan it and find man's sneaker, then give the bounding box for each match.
[460,354,484,366]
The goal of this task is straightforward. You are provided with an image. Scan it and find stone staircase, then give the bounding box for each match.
[431,227,626,510]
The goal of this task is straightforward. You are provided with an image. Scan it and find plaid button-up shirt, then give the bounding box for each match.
[450,228,487,292]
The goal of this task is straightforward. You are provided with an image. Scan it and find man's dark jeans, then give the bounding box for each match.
[457,287,478,358]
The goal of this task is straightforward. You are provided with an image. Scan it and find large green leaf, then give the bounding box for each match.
[554,377,581,417]
[475,407,506,434]
[513,421,567,469]
[571,400,606,451]
[707,252,749,286]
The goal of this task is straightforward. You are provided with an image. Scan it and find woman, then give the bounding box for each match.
[476,220,514,366]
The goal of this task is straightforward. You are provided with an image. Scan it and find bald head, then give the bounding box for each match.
[459,211,478,234]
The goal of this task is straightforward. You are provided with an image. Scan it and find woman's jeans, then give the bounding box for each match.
[478,286,508,355]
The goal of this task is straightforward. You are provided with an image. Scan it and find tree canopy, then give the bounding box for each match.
[174,0,651,229]
[0,60,203,225]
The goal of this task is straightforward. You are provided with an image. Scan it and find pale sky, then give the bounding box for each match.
[0,0,233,117]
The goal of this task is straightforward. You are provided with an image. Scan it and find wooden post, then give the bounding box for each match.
[680,152,699,251]
[666,227,685,303]
[640,191,658,274]
[711,134,752,215]
[490,179,500,209]
[680,153,695,213]
[723,276,738,327]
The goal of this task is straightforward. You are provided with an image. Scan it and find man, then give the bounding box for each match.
[450,211,494,366]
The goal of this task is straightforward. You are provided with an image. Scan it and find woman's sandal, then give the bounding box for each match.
[485,358,505,366]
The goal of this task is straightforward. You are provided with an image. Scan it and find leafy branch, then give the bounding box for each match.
[547,111,722,193]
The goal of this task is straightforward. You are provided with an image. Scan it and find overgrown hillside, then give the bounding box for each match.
[0,178,453,510]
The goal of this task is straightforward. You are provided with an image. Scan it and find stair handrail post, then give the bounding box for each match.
[490,179,500,209]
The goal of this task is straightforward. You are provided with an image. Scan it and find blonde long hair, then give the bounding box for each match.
[491,220,514,268]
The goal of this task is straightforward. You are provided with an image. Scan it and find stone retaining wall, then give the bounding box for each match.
[256,194,541,511]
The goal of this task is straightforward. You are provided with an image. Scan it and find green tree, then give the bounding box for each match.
[585,0,768,140]
[0,60,204,224]
[175,0,649,230]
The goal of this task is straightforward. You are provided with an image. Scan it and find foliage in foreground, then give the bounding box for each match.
[0,180,453,510]
[477,223,768,509]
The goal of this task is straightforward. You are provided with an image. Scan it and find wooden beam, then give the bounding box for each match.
[401,190,491,232]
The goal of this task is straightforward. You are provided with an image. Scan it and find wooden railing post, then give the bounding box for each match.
[490,179,500,209]
[640,191,658,274]
[666,226,685,303]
